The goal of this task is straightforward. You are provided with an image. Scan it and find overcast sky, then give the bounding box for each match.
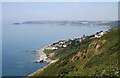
[2,2,118,23]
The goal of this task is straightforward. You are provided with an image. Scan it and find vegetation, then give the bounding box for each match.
[34,28,119,77]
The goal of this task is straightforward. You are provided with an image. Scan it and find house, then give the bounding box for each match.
[52,47,58,50]
[95,34,101,38]
[63,45,67,48]
[78,39,82,42]
[95,31,104,38]
[59,41,64,44]
[99,31,104,36]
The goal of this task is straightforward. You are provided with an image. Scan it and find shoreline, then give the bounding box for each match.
[28,30,107,76]
[28,46,58,76]
[28,47,49,76]
[35,47,51,63]
[28,63,51,76]
[28,59,58,76]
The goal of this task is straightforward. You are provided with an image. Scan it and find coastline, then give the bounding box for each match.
[28,46,49,76]
[28,59,58,76]
[28,63,50,76]
[28,28,119,76]
[28,46,58,76]
[28,30,107,76]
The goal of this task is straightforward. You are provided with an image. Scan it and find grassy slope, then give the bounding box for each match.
[34,28,119,76]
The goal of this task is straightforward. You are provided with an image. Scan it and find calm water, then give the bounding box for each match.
[2,24,108,76]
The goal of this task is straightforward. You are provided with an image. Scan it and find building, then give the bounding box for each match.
[52,47,58,50]
[95,31,104,38]
[63,45,67,48]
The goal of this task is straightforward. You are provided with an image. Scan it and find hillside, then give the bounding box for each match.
[33,28,119,77]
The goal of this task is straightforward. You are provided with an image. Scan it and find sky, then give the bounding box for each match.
[1,0,120,2]
[2,2,118,23]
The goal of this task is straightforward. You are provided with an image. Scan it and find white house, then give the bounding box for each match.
[95,31,104,38]
[52,47,58,50]
[59,42,64,44]
[63,45,67,48]
[95,34,101,38]
[99,32,104,36]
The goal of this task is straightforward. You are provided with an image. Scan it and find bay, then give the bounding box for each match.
[2,24,108,76]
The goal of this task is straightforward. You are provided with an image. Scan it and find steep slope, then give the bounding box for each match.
[34,28,119,76]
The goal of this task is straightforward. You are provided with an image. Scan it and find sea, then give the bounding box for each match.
[2,23,108,76]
